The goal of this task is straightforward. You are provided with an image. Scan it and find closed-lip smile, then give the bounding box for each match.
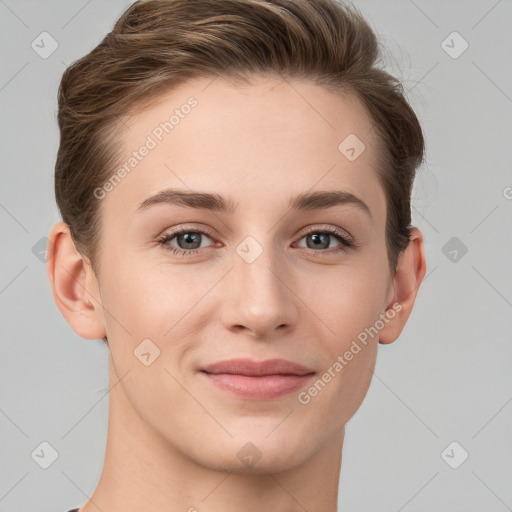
[200,358,316,400]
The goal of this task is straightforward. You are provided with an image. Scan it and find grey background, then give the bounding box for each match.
[1,0,511,511]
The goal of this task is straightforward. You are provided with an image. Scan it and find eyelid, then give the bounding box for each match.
[159,223,217,239]
[299,224,353,243]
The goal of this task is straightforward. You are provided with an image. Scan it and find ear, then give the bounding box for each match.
[46,221,106,340]
[379,227,426,345]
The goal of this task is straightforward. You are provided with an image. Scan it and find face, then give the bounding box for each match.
[92,75,395,473]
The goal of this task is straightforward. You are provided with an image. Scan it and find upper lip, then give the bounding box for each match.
[201,358,315,377]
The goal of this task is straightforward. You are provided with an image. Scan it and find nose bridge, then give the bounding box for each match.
[222,234,298,336]
[236,237,282,299]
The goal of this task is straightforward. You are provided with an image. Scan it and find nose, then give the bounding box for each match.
[219,240,299,339]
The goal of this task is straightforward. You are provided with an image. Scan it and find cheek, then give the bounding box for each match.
[300,265,386,416]
[307,262,389,345]
[98,263,197,420]
[98,255,209,380]
[302,318,379,436]
[99,251,188,334]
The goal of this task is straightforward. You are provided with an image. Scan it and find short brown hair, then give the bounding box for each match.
[55,0,424,276]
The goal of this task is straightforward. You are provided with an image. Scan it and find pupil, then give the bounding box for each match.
[309,233,328,249]
[181,232,199,248]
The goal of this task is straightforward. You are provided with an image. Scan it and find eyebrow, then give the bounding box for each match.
[136,188,372,220]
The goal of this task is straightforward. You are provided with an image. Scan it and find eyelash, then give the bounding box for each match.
[157,225,355,257]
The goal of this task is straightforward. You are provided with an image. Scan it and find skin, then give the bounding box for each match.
[47,75,426,512]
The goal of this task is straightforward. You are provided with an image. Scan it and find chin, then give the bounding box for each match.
[202,448,309,475]
[186,426,316,475]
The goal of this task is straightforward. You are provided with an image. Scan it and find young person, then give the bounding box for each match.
[47,0,427,510]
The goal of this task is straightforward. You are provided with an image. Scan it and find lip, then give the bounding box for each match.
[200,358,316,400]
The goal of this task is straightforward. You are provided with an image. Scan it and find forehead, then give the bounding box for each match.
[103,75,386,224]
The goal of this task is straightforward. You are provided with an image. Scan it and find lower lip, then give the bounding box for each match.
[201,372,315,400]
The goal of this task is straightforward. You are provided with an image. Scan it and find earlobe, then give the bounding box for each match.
[379,227,427,345]
[46,221,106,340]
